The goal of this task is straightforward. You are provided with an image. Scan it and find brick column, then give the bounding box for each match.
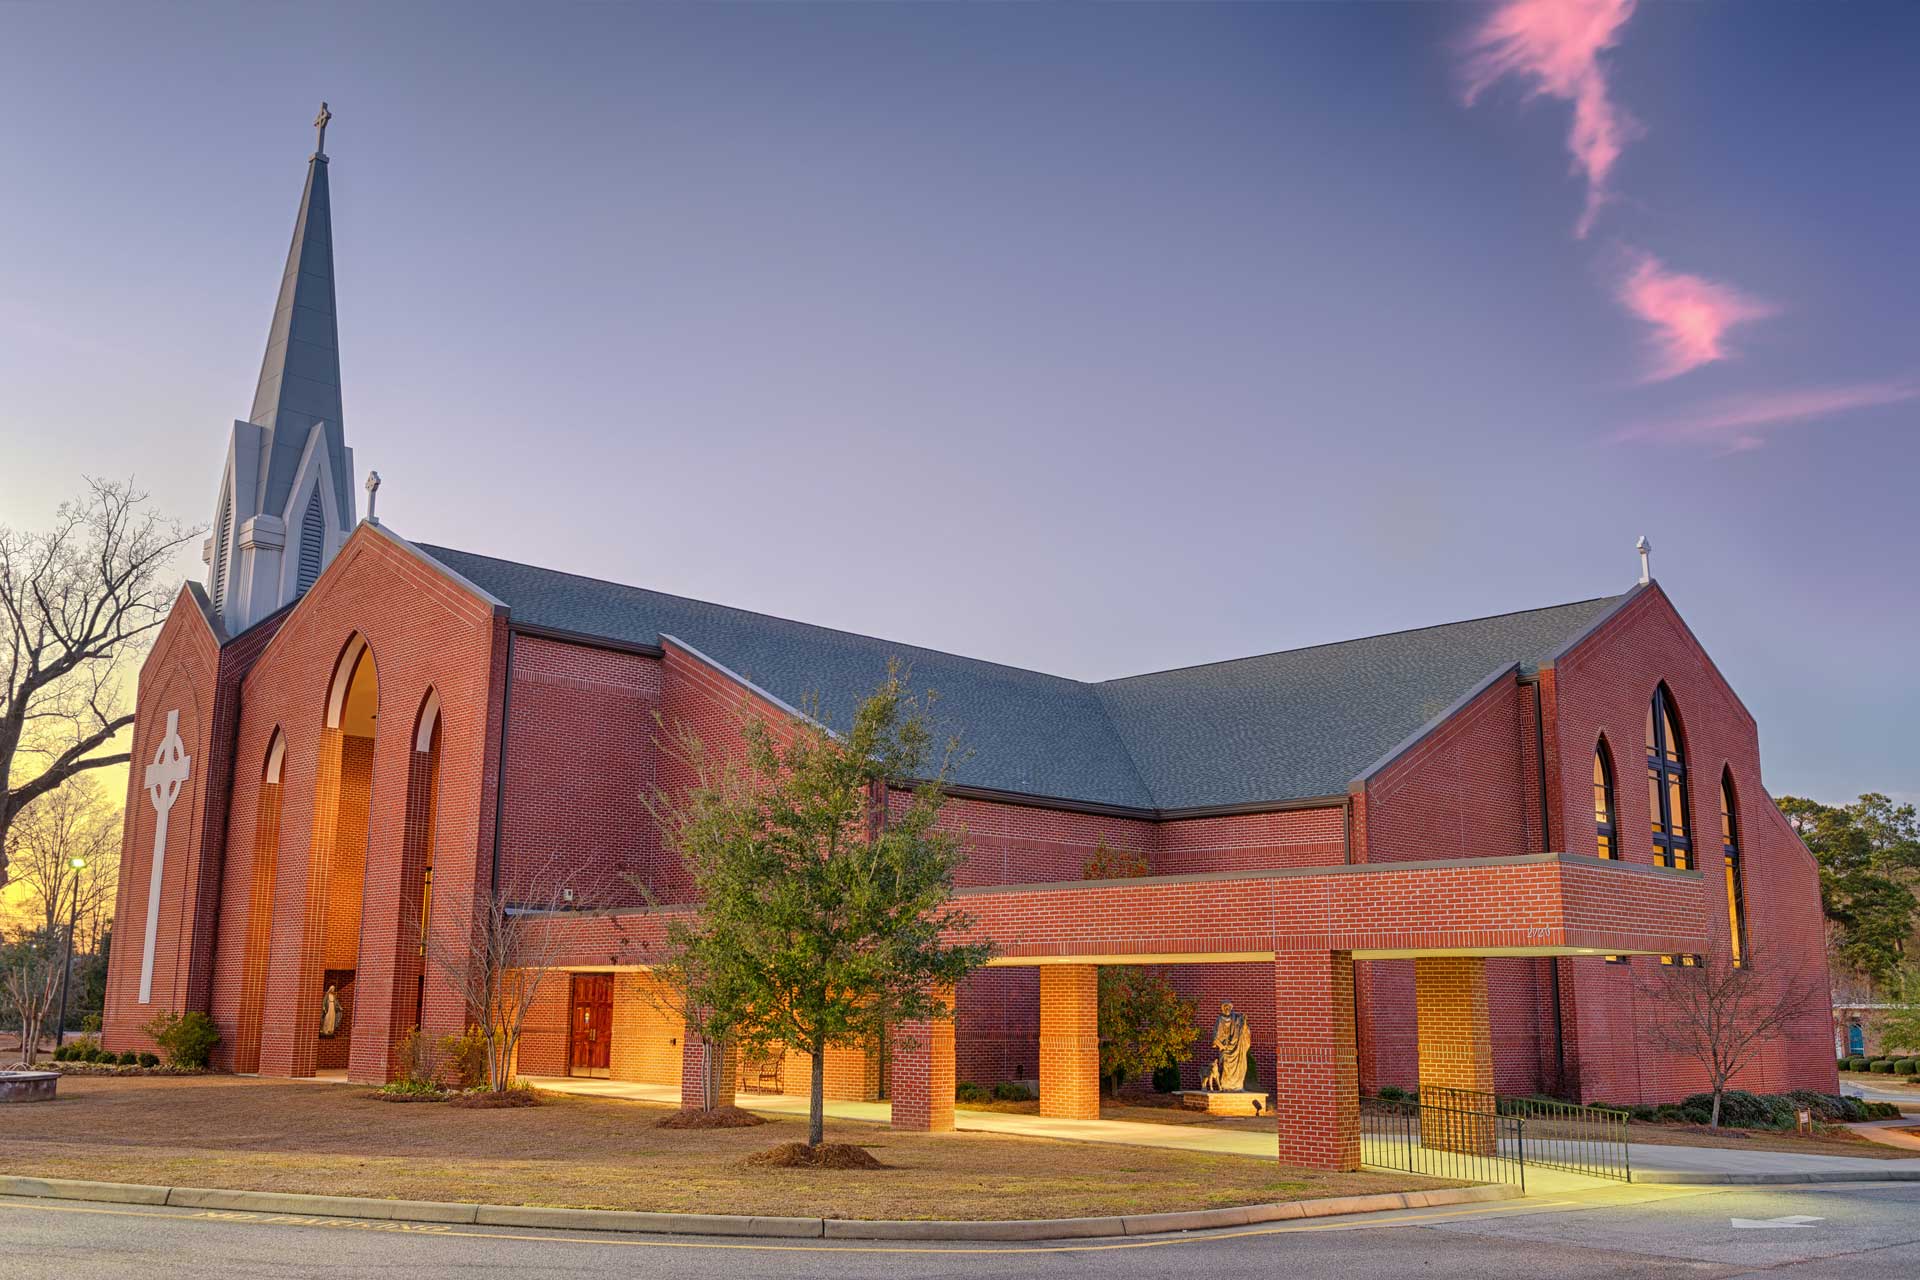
[679,1031,738,1110]
[890,985,955,1132]
[1414,956,1497,1155]
[1039,965,1101,1120]
[1273,950,1360,1171]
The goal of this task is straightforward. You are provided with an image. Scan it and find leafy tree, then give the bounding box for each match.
[1875,965,1920,1054]
[2,480,197,890]
[1082,839,1147,882]
[1639,946,1826,1128]
[1097,965,1195,1096]
[1779,793,1920,986]
[650,667,993,1147]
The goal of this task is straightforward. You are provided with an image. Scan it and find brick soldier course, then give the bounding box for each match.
[105,120,1838,1172]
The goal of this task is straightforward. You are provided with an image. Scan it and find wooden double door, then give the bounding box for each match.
[568,973,613,1078]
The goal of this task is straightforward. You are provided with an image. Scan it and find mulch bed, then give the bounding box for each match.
[449,1089,542,1109]
[745,1142,886,1170]
[655,1105,768,1130]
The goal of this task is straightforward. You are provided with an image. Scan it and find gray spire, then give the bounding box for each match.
[247,120,351,526]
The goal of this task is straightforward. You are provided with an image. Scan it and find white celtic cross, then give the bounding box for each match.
[139,709,192,1004]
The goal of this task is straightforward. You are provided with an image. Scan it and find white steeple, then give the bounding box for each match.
[204,104,356,632]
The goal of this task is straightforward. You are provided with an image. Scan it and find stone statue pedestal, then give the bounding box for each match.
[1178,1089,1267,1116]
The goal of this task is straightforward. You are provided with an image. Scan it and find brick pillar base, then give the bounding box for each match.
[890,986,955,1132]
[1273,950,1359,1171]
[679,1033,738,1110]
[1039,965,1100,1120]
[1414,956,1496,1155]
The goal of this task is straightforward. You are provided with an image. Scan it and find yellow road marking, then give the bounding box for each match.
[0,1195,1585,1255]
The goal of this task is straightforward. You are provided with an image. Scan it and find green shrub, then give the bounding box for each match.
[137,1052,159,1068]
[1868,1101,1902,1119]
[1151,1064,1182,1094]
[1847,1056,1870,1072]
[116,1051,138,1066]
[991,1080,1035,1102]
[1898,1060,1920,1076]
[1788,1090,1865,1123]
[954,1081,990,1104]
[1871,1060,1895,1074]
[1716,1092,1796,1130]
[439,1026,488,1089]
[141,1010,219,1069]
[1377,1085,1410,1102]
[1838,1056,1851,1071]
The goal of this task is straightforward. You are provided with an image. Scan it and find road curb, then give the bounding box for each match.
[0,1174,1520,1241]
[1633,1169,1920,1185]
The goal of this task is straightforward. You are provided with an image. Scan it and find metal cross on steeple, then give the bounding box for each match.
[314,101,332,156]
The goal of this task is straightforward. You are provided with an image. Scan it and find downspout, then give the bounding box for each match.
[489,628,516,893]
[1532,676,1568,1094]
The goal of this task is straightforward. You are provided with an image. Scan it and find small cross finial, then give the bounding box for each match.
[365,470,382,525]
[314,102,332,156]
[1636,535,1652,586]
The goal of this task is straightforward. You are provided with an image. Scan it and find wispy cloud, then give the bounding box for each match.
[1611,380,1919,451]
[1615,249,1777,382]
[1462,0,1641,237]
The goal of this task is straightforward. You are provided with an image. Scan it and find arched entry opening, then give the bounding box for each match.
[313,634,378,1073]
[233,730,286,1073]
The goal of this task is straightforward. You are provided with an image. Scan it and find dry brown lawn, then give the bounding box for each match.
[2,1076,1438,1220]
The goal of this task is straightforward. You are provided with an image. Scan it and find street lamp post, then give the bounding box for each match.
[53,856,87,1050]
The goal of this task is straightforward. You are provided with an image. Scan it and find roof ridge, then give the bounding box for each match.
[1097,594,1624,686]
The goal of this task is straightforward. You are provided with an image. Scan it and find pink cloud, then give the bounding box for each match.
[1462,0,1640,236]
[1615,250,1777,381]
[1612,381,1919,451]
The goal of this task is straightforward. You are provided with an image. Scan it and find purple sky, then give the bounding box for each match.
[2,2,1914,807]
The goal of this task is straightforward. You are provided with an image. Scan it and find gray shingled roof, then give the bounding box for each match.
[417,544,1620,812]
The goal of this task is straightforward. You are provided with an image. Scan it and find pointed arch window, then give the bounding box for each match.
[1646,685,1692,870]
[1593,738,1619,860]
[1722,771,1748,968]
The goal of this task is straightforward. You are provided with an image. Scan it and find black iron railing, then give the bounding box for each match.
[1420,1086,1632,1182]
[1359,1096,1526,1190]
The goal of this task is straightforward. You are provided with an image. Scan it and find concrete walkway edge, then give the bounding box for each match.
[0,1174,1521,1241]
[1631,1168,1920,1186]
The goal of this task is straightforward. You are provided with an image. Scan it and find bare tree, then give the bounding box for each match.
[1,479,198,889]
[419,858,580,1093]
[1639,947,1828,1127]
[2,927,64,1068]
[6,776,120,938]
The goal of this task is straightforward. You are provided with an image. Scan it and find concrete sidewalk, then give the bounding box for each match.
[528,1077,1283,1159]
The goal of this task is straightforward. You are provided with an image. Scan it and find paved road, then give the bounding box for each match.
[6,1183,1920,1278]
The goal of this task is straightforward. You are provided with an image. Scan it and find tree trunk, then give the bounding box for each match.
[809,1043,826,1148]
[1711,1085,1723,1129]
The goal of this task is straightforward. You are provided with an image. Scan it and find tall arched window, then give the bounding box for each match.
[1721,770,1748,967]
[1646,685,1691,870]
[1593,738,1618,860]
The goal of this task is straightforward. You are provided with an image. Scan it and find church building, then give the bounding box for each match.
[104,117,1837,1170]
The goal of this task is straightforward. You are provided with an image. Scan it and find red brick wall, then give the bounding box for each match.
[497,637,660,907]
[954,967,1038,1085]
[103,596,223,1053]
[1550,586,1836,1102]
[1155,807,1347,874]
[1362,671,1532,865]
